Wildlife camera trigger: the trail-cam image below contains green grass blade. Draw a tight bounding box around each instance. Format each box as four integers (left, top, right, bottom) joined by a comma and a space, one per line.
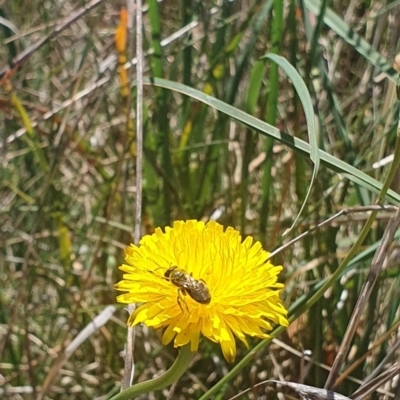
258, 1, 282, 239
304, 0, 398, 82
142, 77, 400, 205
262, 54, 320, 233
246, 61, 266, 114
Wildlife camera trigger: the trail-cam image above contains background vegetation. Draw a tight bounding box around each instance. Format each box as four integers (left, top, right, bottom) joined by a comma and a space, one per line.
1, 0, 400, 399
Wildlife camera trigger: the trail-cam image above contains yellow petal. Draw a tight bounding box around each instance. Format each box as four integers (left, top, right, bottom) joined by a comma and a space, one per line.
115, 220, 288, 362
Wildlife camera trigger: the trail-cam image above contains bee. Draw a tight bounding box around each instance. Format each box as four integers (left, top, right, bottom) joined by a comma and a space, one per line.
164, 266, 211, 307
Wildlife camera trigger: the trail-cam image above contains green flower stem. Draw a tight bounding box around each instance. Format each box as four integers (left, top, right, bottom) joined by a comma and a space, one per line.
110, 344, 194, 400
198, 327, 283, 400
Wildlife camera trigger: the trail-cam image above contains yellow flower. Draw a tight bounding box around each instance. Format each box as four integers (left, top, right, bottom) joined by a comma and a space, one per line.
115, 220, 288, 362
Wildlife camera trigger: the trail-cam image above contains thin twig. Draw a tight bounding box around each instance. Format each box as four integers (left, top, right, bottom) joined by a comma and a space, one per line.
227, 380, 352, 400
37, 306, 116, 400
325, 206, 400, 389
134, 0, 143, 248
121, 0, 143, 391
267, 205, 398, 260
351, 362, 400, 400
333, 319, 400, 387
0, 0, 105, 81
361, 337, 400, 385
325, 112, 400, 389
1, 5, 227, 149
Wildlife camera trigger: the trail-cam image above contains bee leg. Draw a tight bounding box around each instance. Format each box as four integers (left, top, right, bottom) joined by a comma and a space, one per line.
177, 289, 189, 313
176, 294, 184, 312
